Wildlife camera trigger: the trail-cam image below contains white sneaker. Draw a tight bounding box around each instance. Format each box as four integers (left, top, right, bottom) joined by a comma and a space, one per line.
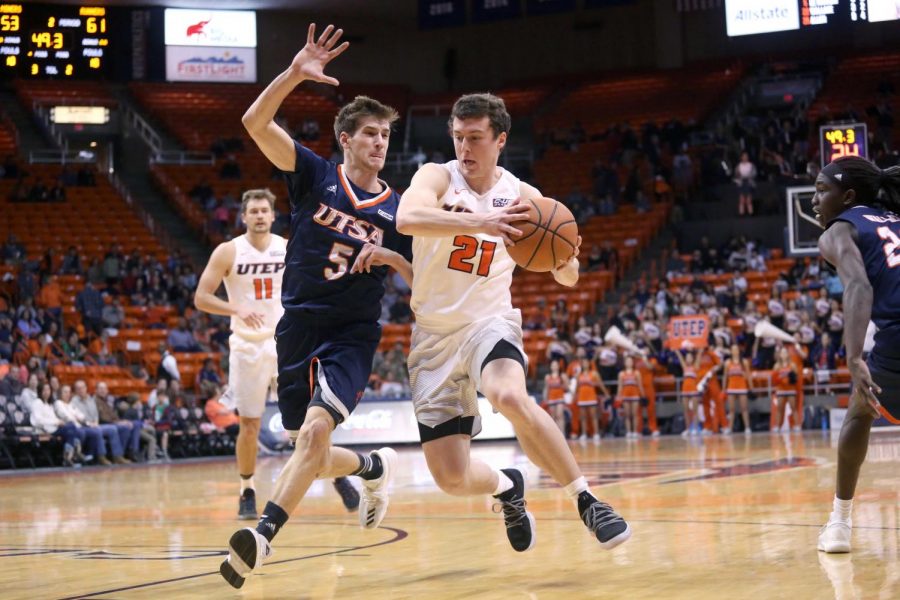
359, 447, 398, 529
651, 430, 660, 438
681, 429, 690, 438
592, 434, 601, 443
818, 519, 852, 553
744, 428, 752, 436
220, 527, 273, 589
771, 426, 781, 434
792, 426, 802, 432
721, 428, 732, 435
701, 429, 712, 437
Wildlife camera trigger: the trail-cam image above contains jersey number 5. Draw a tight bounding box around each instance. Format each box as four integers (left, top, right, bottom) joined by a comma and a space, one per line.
325, 242, 355, 280
253, 278, 273, 300
447, 235, 496, 277
877, 226, 900, 268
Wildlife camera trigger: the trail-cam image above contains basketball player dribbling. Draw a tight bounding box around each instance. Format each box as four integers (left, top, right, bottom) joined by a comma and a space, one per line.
218, 24, 414, 588
812, 156, 900, 553
397, 93, 630, 552
194, 189, 360, 521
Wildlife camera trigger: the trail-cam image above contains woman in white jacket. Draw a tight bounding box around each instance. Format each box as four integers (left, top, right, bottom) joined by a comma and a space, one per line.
53, 384, 107, 465
30, 382, 86, 466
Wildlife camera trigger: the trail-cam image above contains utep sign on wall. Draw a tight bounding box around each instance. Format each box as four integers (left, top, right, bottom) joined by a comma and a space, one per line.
666, 315, 710, 350
164, 8, 257, 83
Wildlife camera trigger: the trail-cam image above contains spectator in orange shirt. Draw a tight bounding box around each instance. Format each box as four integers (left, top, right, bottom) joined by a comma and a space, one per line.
204, 389, 240, 435
36, 275, 62, 323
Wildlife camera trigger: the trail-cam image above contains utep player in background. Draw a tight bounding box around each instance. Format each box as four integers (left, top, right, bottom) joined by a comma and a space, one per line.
194, 189, 360, 521
813, 156, 900, 553
397, 93, 630, 554
219, 24, 413, 588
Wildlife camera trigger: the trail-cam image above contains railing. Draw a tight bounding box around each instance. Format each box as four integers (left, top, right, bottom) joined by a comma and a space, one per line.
108, 170, 174, 253
150, 150, 215, 165
31, 102, 65, 150
27, 149, 95, 164
125, 106, 163, 156
382, 149, 535, 174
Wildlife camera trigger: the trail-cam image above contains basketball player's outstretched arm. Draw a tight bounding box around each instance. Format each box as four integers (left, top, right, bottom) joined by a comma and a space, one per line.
818, 222, 882, 416
242, 24, 349, 171
397, 164, 531, 243
194, 242, 265, 329
350, 243, 413, 287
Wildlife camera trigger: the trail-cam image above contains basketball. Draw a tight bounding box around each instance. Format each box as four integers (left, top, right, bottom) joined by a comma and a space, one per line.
507, 197, 579, 272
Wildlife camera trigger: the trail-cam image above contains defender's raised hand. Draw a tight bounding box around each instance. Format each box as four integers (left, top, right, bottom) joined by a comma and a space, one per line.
290, 24, 350, 86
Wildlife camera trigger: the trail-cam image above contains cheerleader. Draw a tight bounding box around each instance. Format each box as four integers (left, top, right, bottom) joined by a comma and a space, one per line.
772, 346, 799, 433
721, 343, 753, 435
676, 348, 702, 436
617, 355, 645, 439
573, 357, 609, 442
542, 359, 569, 436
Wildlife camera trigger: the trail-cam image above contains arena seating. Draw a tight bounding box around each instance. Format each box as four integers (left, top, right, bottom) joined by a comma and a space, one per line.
0, 164, 229, 397
130, 82, 337, 158
808, 50, 900, 149
13, 79, 117, 108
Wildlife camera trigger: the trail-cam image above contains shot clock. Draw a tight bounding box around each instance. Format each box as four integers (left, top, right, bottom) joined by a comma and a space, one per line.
819, 123, 868, 168
0, 4, 112, 77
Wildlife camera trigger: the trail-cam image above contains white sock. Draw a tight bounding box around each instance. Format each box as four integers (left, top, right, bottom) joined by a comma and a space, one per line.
563, 476, 589, 501
832, 496, 852, 522
240, 475, 255, 493
492, 470, 514, 496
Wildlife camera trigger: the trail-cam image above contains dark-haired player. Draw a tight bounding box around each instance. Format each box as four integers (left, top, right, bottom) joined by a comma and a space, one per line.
219, 24, 412, 588
813, 155, 900, 553
396, 93, 630, 554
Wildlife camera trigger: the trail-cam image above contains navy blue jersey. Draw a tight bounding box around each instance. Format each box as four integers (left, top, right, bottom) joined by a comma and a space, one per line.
281, 141, 412, 323
832, 204, 900, 355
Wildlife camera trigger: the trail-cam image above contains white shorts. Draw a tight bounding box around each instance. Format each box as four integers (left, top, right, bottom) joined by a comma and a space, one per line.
221, 334, 277, 419
408, 311, 525, 435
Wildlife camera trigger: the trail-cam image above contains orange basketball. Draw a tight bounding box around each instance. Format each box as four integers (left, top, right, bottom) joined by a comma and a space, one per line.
507, 197, 578, 272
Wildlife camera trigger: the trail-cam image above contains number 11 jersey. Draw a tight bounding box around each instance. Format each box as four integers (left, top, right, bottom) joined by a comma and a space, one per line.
282, 141, 411, 324
410, 160, 520, 331
222, 233, 286, 342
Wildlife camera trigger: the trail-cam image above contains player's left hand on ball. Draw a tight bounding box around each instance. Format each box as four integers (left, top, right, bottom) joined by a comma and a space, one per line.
351, 243, 393, 274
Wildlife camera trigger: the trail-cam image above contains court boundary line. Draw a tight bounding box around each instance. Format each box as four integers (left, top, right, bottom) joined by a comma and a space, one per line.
55, 525, 408, 600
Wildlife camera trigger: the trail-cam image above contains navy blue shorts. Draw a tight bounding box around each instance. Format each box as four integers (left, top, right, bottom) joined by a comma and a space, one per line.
868, 350, 900, 418
275, 315, 381, 431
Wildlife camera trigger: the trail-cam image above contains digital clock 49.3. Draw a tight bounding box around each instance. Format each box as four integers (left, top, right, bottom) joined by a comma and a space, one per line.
819, 123, 868, 167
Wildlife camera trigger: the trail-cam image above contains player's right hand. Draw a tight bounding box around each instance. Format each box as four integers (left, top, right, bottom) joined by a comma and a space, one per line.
483, 200, 531, 246
236, 305, 266, 330
848, 358, 883, 418
290, 24, 350, 86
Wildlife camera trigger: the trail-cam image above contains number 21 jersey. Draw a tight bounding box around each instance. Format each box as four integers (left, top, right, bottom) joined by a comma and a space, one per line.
410, 160, 520, 331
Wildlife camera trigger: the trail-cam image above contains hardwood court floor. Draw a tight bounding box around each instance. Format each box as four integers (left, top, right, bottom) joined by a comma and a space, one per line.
1, 432, 898, 599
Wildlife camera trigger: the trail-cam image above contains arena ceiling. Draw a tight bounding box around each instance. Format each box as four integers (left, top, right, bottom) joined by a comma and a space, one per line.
27, 0, 417, 20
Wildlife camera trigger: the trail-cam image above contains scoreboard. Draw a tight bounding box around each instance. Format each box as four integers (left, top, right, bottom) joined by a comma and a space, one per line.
726, 0, 900, 37
819, 122, 868, 167
0, 4, 111, 77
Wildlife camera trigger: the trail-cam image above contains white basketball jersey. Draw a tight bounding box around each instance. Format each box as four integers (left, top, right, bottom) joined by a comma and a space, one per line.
222, 234, 287, 342
410, 160, 520, 331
